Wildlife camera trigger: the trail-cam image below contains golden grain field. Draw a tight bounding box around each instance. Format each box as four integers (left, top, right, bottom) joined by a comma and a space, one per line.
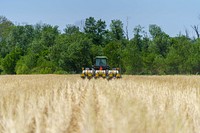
0, 75, 200, 133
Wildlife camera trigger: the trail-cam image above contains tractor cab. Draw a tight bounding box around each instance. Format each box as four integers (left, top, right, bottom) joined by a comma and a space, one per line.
93, 56, 109, 70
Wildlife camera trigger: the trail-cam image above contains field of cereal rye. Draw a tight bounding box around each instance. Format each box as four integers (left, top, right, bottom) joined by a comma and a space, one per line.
0, 75, 200, 133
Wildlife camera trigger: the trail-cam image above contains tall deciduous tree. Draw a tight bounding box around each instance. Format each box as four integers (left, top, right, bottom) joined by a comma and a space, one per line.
110, 20, 124, 41
64, 25, 80, 35
123, 41, 142, 74
84, 17, 107, 46
0, 16, 14, 57
0, 16, 13, 41
104, 40, 122, 68
149, 24, 171, 57
40, 24, 59, 47
6, 25, 35, 54
165, 36, 191, 74
2, 48, 22, 74
132, 25, 145, 51
187, 39, 200, 74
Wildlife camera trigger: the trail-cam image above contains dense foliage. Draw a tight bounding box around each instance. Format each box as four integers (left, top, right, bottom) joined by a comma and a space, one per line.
0, 16, 200, 75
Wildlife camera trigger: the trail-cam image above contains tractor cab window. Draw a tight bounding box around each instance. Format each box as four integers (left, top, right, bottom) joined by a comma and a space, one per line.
96, 58, 106, 66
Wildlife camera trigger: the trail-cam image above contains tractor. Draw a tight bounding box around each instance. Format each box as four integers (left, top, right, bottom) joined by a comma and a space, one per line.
81, 56, 121, 79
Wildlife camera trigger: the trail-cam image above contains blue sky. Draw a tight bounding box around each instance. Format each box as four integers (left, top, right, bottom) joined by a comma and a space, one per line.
1, 0, 200, 37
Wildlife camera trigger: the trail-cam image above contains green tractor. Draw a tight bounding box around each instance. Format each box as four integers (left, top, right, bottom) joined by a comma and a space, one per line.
81, 56, 121, 79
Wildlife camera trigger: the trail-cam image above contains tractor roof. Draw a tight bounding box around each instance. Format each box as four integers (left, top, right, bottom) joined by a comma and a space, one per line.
95, 56, 108, 59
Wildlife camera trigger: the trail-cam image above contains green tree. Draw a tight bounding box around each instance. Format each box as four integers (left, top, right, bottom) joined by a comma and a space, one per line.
123, 41, 142, 74
165, 36, 191, 74
149, 24, 171, 57
0, 16, 13, 41
2, 48, 22, 74
67, 38, 92, 72
49, 34, 69, 70
15, 54, 36, 74
50, 32, 92, 73
184, 38, 200, 74
31, 56, 58, 74
110, 20, 124, 41
132, 25, 146, 51
0, 56, 2, 74
104, 41, 122, 68
0, 16, 14, 57
84, 17, 107, 46
64, 25, 80, 35
123, 25, 147, 74
6, 25, 35, 55
40, 24, 59, 47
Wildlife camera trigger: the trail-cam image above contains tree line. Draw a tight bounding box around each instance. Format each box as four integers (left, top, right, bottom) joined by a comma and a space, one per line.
0, 16, 200, 75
